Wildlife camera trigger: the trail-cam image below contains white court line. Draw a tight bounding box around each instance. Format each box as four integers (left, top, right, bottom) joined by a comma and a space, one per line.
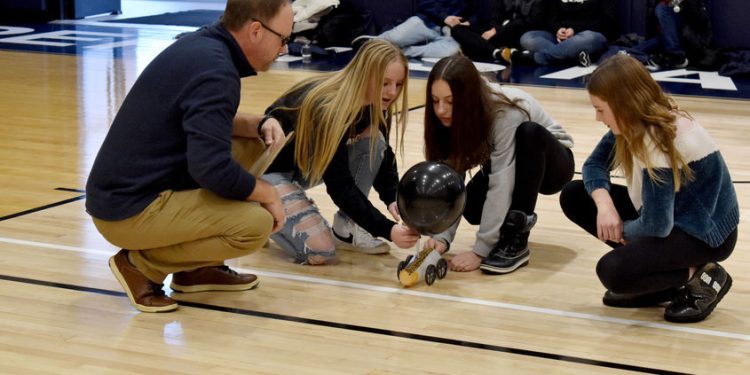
2, 235, 749, 342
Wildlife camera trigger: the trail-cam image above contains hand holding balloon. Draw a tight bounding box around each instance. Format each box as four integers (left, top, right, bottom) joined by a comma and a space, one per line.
391, 224, 420, 248
387, 201, 401, 222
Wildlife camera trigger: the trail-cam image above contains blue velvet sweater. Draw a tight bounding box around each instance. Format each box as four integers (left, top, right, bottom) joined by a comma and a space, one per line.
583, 118, 739, 247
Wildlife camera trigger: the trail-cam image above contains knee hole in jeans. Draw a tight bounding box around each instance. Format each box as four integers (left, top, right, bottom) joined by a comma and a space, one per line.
294, 215, 335, 253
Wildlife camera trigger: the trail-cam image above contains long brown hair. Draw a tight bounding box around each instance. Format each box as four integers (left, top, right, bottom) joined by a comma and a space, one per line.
424, 55, 527, 172
587, 54, 692, 190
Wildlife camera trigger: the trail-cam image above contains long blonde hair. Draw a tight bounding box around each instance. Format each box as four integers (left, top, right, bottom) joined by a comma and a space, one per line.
286, 39, 408, 184
587, 54, 693, 191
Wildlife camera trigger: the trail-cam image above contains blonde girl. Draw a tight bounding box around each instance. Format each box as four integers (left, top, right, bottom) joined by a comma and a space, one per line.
262, 39, 419, 264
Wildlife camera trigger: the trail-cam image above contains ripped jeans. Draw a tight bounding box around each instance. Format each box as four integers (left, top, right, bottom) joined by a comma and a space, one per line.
263, 131, 386, 264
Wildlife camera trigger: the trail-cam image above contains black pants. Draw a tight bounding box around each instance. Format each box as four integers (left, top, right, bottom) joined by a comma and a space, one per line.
451, 25, 522, 63
559, 180, 737, 294
463, 122, 575, 224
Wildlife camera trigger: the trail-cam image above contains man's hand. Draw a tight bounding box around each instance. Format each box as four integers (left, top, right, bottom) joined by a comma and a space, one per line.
258, 117, 286, 148
247, 179, 285, 233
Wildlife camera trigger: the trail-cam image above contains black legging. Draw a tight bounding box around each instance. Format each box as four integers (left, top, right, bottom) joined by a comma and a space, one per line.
559, 180, 737, 294
463, 121, 575, 224
451, 24, 522, 63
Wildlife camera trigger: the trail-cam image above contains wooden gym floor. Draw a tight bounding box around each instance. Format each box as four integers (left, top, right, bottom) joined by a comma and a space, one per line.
1, 10, 749, 375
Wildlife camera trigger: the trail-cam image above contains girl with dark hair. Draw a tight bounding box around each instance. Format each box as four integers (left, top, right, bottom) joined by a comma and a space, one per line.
423, 55, 574, 273
559, 54, 738, 323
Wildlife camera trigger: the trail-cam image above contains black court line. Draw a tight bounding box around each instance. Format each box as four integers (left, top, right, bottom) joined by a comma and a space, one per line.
0, 273, 689, 375
0, 194, 86, 222
55, 187, 86, 193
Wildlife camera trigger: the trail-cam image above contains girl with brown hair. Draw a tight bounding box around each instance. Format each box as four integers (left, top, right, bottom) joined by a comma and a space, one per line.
560, 54, 738, 322
423, 55, 574, 273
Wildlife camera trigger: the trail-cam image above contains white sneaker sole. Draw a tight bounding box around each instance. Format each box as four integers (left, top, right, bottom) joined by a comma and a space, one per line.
334, 237, 391, 254
170, 278, 260, 293
479, 254, 530, 275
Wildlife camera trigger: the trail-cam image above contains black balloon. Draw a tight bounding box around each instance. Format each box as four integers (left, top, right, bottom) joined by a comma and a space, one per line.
397, 161, 466, 235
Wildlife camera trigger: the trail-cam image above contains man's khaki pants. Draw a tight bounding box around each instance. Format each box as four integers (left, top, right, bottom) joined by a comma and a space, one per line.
93, 138, 273, 283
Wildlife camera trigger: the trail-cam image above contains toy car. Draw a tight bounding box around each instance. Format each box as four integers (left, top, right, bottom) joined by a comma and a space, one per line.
397, 247, 448, 287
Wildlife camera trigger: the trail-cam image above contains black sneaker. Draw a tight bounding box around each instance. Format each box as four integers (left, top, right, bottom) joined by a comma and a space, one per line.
480, 210, 536, 275
578, 51, 591, 67
671, 56, 688, 68
664, 263, 732, 323
603, 288, 679, 308
511, 49, 535, 65
646, 52, 688, 71
646, 53, 665, 71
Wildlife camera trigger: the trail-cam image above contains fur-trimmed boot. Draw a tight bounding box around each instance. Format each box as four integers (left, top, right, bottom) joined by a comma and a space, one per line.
480, 210, 537, 275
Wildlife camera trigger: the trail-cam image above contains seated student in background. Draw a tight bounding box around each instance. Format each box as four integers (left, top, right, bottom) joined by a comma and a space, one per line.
355, 0, 485, 58
518, 0, 618, 66
422, 55, 574, 274
559, 54, 738, 323
450, 0, 550, 64
640, 0, 713, 70
261, 39, 420, 265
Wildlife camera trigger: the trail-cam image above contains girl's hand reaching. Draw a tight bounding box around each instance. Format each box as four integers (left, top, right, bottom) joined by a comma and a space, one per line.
391, 224, 420, 249
423, 238, 448, 254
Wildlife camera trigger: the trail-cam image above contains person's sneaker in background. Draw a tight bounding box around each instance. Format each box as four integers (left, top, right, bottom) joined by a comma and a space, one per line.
646, 52, 688, 71
511, 49, 535, 65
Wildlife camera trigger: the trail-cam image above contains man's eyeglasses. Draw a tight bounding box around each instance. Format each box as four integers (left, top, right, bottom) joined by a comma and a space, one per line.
253, 18, 290, 46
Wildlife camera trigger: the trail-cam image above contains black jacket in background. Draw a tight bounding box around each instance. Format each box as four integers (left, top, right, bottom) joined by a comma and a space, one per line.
548, 0, 620, 41
491, 0, 551, 42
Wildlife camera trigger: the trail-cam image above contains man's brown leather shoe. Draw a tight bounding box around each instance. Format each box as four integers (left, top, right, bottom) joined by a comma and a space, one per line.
109, 250, 178, 312
170, 266, 259, 293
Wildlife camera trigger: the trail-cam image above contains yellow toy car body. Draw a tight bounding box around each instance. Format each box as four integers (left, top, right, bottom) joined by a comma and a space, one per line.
397, 247, 448, 287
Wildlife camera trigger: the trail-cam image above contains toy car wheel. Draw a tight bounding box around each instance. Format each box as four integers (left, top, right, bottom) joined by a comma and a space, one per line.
425, 265, 437, 285
437, 258, 448, 279
397, 260, 406, 279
